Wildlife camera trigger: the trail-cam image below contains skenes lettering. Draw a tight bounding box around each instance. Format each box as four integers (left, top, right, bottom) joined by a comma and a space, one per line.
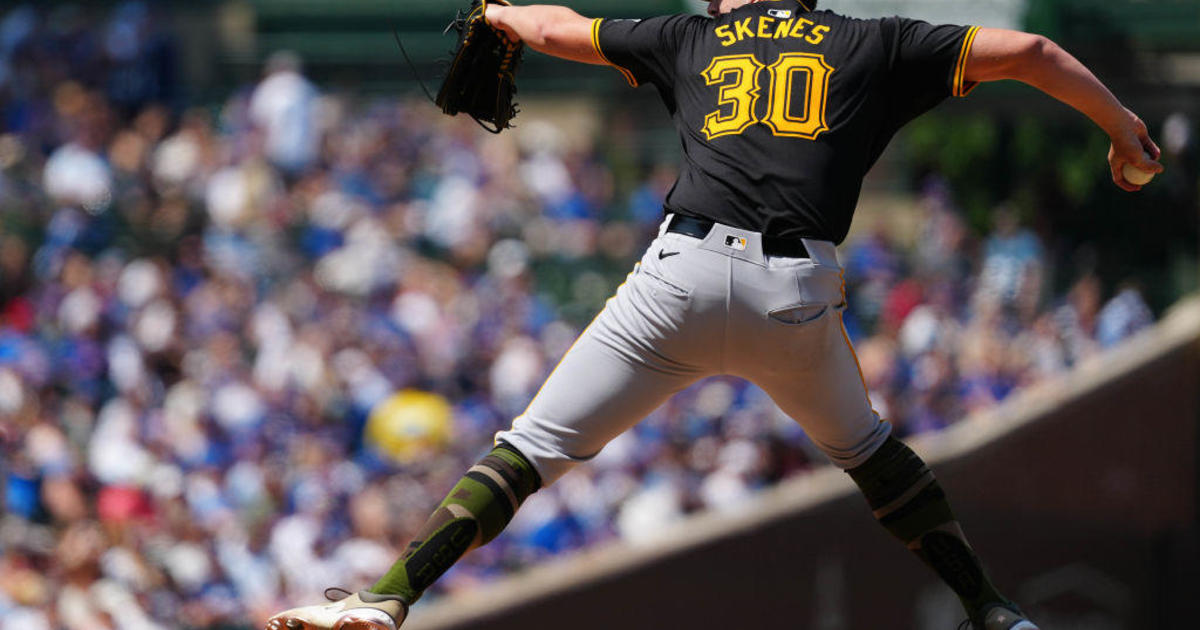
717, 16, 832, 47
715, 24, 736, 46
789, 18, 812, 39
757, 16, 775, 38
734, 18, 755, 41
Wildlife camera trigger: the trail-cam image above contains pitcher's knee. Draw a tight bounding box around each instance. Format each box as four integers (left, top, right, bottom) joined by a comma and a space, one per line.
813, 417, 892, 469
493, 415, 599, 486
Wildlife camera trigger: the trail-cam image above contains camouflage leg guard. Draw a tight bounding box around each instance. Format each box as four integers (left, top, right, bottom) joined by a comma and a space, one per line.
369, 442, 541, 603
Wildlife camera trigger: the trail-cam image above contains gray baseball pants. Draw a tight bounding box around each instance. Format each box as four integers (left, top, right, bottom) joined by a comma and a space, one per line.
495, 216, 891, 485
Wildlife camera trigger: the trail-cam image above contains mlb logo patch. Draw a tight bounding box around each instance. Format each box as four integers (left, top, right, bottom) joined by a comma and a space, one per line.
725, 235, 747, 251
767, 9, 792, 18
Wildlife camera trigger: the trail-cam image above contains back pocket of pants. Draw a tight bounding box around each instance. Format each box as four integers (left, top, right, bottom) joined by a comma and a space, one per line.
768, 303, 828, 325
639, 266, 691, 299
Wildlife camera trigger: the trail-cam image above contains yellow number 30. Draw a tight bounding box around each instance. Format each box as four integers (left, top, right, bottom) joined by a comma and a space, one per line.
701, 52, 834, 141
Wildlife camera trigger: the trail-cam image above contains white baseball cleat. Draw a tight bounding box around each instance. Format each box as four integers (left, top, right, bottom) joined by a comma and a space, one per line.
266, 589, 408, 630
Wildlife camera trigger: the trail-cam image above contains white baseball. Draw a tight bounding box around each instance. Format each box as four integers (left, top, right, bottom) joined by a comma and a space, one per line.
1122, 162, 1155, 186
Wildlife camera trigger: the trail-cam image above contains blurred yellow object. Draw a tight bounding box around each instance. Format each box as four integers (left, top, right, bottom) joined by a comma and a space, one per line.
365, 390, 453, 462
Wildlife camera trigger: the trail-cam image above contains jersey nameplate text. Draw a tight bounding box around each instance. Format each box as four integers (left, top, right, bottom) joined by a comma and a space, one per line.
714, 17, 831, 47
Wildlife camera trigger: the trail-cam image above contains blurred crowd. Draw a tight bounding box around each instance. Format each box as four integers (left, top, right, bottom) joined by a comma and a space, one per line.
841, 196, 1153, 436
0, 4, 1158, 630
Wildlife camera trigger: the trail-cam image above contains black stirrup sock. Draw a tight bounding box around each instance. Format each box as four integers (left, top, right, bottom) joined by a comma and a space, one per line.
847, 436, 1009, 616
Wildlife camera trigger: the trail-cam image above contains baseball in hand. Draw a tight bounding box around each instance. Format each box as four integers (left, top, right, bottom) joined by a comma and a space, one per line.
1122, 162, 1156, 186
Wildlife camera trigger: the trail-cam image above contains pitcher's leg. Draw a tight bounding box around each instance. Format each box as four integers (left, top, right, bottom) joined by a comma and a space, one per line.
496, 242, 712, 485
369, 264, 706, 604
351, 274, 705, 627
274, 284, 707, 630
845, 436, 1019, 626
495, 307, 705, 485
368, 442, 541, 603
750, 309, 891, 468
266, 237, 717, 630
751, 310, 1019, 627
265, 441, 540, 630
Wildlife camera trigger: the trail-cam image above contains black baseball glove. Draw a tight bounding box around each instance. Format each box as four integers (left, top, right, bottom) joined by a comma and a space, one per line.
436, 0, 523, 133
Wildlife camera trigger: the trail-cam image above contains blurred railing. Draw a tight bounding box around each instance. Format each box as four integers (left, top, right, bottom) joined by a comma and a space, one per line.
213, 0, 693, 94
161, 0, 1200, 96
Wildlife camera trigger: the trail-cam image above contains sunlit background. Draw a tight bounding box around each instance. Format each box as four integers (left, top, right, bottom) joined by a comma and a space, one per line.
1, 1, 1197, 629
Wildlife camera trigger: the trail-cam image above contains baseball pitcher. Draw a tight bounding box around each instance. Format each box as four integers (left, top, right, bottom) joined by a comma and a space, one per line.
267, 1, 1162, 629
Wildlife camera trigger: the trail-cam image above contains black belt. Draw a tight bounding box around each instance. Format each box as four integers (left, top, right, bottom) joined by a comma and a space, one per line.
666, 214, 809, 259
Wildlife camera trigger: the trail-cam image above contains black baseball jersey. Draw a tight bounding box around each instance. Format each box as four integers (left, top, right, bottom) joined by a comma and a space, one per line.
592, 0, 980, 244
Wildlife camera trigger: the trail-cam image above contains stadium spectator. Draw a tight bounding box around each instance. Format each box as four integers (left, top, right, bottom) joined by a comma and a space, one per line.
248, 51, 321, 176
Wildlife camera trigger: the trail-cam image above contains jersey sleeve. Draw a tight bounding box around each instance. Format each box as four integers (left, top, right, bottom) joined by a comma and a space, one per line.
888, 18, 981, 99
594, 15, 692, 89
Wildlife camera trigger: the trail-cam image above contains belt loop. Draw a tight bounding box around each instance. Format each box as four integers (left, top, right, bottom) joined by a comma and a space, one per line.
800, 239, 840, 268
658, 213, 675, 237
